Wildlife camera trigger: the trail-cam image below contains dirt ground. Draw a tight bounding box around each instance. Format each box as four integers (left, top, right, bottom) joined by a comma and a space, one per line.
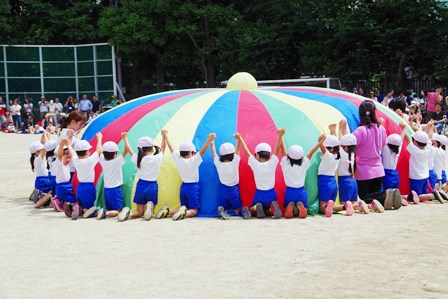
1, 133, 447, 299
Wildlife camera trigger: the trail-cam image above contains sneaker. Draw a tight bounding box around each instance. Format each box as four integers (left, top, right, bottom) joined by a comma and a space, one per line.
407, 191, 420, 204
297, 202, 308, 219
33, 190, 43, 203
401, 198, 409, 206
71, 203, 80, 220
118, 207, 130, 222
218, 206, 229, 220
368, 199, 385, 213
435, 182, 441, 191
34, 192, 52, 208
384, 189, 394, 210
438, 189, 448, 201
356, 200, 370, 214
255, 203, 266, 219
284, 202, 294, 218
392, 189, 402, 210
144, 201, 155, 220
155, 205, 170, 219
172, 206, 187, 221
29, 189, 38, 201
345, 201, 354, 216
63, 202, 72, 218
83, 206, 98, 218
241, 206, 251, 219
271, 201, 282, 219
52, 197, 64, 212
325, 200, 334, 217
433, 191, 444, 204
96, 208, 107, 220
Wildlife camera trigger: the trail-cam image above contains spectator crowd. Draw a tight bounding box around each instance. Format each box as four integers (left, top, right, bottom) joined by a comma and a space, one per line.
0, 94, 124, 134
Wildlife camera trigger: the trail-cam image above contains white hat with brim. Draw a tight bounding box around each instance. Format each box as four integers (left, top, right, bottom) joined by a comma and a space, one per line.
339, 134, 357, 146
219, 143, 235, 155
103, 141, 119, 152
179, 141, 196, 152
29, 141, 44, 154
440, 135, 448, 146
412, 131, 429, 144
432, 133, 442, 143
74, 140, 92, 151
255, 142, 271, 153
138, 137, 154, 148
323, 135, 340, 147
287, 145, 304, 160
44, 140, 57, 152
386, 134, 402, 146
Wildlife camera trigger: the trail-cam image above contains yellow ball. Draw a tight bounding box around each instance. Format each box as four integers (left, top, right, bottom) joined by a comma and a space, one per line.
226, 72, 258, 90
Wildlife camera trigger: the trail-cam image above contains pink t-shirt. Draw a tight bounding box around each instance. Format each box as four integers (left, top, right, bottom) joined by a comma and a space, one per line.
352, 124, 386, 180
427, 92, 442, 113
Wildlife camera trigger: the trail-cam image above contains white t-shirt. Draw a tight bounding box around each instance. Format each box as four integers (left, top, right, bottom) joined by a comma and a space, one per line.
48, 103, 55, 113
214, 155, 240, 186
382, 146, 400, 170
433, 148, 445, 180
407, 143, 429, 180
34, 155, 48, 177
55, 158, 71, 184
317, 151, 340, 176
54, 102, 63, 114
337, 150, 355, 177
280, 156, 310, 188
48, 156, 57, 176
11, 104, 21, 116
428, 146, 438, 170
172, 153, 203, 183
131, 152, 164, 181
248, 155, 279, 190
24, 103, 33, 113
39, 102, 48, 113
99, 155, 125, 188
73, 152, 99, 183
57, 129, 79, 172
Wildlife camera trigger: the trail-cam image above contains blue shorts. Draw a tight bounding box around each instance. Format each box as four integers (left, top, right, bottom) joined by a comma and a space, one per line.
250, 188, 277, 208
383, 169, 399, 190
410, 178, 429, 195
318, 175, 338, 202
50, 175, 57, 194
56, 182, 76, 203
218, 184, 242, 211
134, 179, 158, 205
443, 171, 447, 185
180, 182, 200, 210
283, 186, 308, 208
35, 176, 51, 193
338, 176, 358, 202
429, 169, 437, 189
76, 182, 96, 209
104, 186, 124, 211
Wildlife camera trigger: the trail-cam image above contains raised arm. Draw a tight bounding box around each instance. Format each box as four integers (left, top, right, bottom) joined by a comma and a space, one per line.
236, 133, 251, 157
210, 140, 217, 158
234, 134, 241, 155
275, 128, 285, 157
307, 134, 326, 160
121, 132, 131, 157
329, 123, 337, 136
338, 119, 348, 138
96, 132, 103, 155
318, 134, 327, 155
198, 133, 216, 157
58, 139, 68, 160
66, 140, 76, 158
160, 130, 167, 153
162, 129, 174, 153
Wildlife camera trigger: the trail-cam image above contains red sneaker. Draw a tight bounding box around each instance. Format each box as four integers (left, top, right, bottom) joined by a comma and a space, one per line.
63, 202, 72, 218
325, 200, 334, 217
284, 202, 294, 218
52, 197, 64, 212
345, 201, 354, 216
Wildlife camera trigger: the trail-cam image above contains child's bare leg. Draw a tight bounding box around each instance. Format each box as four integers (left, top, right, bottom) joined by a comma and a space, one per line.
186, 208, 198, 218
130, 204, 144, 218
106, 210, 120, 217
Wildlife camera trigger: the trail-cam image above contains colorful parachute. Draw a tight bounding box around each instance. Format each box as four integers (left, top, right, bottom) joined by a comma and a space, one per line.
78, 78, 411, 217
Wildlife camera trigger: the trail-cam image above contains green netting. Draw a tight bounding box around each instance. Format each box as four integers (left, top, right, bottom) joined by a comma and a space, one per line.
98, 77, 113, 90
79, 77, 95, 91
8, 63, 40, 77
97, 61, 112, 75
42, 47, 75, 61
44, 78, 77, 92
6, 47, 39, 61
43, 62, 76, 76
78, 62, 94, 76
96, 45, 112, 60
77, 47, 93, 61
9, 78, 41, 92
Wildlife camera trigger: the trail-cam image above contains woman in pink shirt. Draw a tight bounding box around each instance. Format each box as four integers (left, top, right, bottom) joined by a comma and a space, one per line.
426, 86, 443, 121
352, 100, 401, 211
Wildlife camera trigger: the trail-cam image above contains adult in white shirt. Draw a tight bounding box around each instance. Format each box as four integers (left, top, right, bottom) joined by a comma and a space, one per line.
39, 96, 48, 120
10, 98, 22, 128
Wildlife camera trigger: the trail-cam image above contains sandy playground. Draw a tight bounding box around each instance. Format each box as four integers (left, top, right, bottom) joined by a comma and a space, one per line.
0, 133, 447, 298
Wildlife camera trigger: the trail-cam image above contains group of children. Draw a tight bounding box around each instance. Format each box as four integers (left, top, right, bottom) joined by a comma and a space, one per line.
29, 117, 448, 221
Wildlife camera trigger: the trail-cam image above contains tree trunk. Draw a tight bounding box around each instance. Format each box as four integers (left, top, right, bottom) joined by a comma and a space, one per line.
204, 56, 215, 88
155, 52, 164, 92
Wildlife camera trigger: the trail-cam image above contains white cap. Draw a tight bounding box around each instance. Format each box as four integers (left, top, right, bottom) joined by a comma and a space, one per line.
432, 133, 442, 143
29, 141, 44, 154
412, 131, 429, 144
323, 135, 340, 147
255, 142, 271, 153
340, 134, 357, 146
386, 134, 402, 146
44, 140, 57, 152
179, 141, 196, 152
287, 145, 304, 160
219, 143, 235, 155
103, 141, 119, 152
440, 135, 448, 146
74, 140, 92, 151
138, 137, 154, 148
